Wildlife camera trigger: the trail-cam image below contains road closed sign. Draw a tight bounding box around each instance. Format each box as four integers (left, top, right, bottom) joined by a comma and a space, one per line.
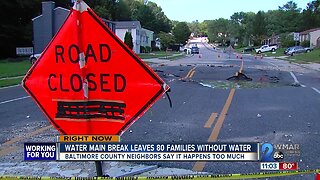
22, 1, 169, 135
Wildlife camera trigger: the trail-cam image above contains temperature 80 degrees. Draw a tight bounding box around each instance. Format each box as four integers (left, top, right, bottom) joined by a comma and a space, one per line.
279, 162, 298, 170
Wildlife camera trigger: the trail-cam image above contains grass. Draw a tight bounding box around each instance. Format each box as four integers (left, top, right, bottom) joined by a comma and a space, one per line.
284, 48, 320, 64
235, 47, 287, 58
262, 48, 287, 57
234, 48, 245, 54
0, 77, 23, 87
0, 59, 31, 78
159, 53, 185, 60
0, 58, 31, 87
138, 51, 181, 59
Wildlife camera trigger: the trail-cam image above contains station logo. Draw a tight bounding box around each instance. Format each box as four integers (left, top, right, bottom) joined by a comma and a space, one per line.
261, 143, 301, 162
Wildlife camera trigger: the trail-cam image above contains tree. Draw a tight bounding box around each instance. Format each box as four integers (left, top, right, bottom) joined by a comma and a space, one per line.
265, 10, 283, 36
188, 20, 200, 37
172, 22, 191, 45
132, 3, 157, 31
301, 0, 320, 31
126, 0, 171, 33
157, 32, 175, 50
124, 32, 133, 50
205, 18, 232, 45
0, 0, 43, 58
253, 11, 267, 45
114, 0, 131, 20
198, 22, 208, 37
230, 12, 247, 46
147, 2, 172, 33
278, 1, 302, 32
87, 0, 117, 20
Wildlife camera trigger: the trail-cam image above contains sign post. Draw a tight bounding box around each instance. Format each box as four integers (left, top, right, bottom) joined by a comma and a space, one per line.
22, 0, 169, 176
293, 32, 299, 46
16, 47, 33, 56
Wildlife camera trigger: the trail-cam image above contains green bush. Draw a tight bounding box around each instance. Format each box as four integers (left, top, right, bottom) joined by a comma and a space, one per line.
145, 46, 151, 53
152, 46, 160, 51
140, 46, 146, 53
280, 34, 296, 48
124, 32, 133, 50
301, 40, 310, 47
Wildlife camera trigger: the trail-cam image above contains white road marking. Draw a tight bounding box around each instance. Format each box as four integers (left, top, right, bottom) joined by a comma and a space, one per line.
0, 84, 20, 90
312, 87, 320, 94
267, 62, 279, 68
0, 96, 30, 105
290, 71, 306, 87
290, 72, 299, 83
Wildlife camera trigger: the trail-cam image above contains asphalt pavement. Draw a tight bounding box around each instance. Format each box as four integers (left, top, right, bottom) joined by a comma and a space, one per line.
0, 39, 319, 178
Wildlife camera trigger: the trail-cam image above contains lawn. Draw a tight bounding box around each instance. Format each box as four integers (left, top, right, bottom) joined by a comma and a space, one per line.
0, 58, 31, 87
0, 59, 31, 78
262, 48, 286, 57
234, 47, 245, 54
138, 51, 182, 59
285, 48, 320, 64
0, 77, 23, 87
235, 47, 287, 58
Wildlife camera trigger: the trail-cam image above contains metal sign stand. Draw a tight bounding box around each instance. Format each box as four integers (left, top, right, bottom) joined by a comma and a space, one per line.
95, 161, 103, 176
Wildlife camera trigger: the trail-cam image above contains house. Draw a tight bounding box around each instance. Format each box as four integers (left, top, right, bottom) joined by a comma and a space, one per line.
141, 28, 154, 48
114, 21, 141, 53
114, 21, 154, 53
32, 1, 68, 54
299, 27, 320, 47
261, 34, 281, 46
32, 1, 115, 54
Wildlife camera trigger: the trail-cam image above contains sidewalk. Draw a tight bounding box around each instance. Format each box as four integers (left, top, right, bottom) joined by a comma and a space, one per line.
142, 58, 170, 64
253, 55, 320, 72
141, 53, 186, 65
293, 63, 320, 72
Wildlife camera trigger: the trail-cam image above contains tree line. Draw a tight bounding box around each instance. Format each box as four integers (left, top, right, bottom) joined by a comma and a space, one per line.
3, 0, 318, 58
0, 0, 174, 58
190, 0, 320, 47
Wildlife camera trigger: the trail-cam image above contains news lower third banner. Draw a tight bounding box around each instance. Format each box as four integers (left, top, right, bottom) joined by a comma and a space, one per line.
24, 141, 260, 161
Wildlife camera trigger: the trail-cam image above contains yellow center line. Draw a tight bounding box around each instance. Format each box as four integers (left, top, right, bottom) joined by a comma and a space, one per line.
2, 126, 51, 146
0, 146, 18, 157
239, 60, 244, 73
0, 125, 52, 157
192, 161, 207, 172
208, 89, 236, 142
184, 66, 196, 79
189, 70, 196, 78
204, 113, 218, 128
193, 89, 236, 172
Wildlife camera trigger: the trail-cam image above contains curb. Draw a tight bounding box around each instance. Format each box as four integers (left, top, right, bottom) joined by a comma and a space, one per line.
0, 75, 24, 81
291, 62, 320, 72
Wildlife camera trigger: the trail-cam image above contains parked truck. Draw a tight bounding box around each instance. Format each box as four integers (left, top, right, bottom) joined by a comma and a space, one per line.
255, 44, 278, 54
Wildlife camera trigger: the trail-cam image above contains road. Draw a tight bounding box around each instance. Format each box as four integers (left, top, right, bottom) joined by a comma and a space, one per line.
0, 38, 319, 177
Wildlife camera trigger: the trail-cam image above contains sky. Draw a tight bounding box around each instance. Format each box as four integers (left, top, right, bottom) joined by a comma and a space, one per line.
149, 0, 311, 22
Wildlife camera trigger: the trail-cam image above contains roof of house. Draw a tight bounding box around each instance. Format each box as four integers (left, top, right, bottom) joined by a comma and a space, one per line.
140, 30, 147, 36
32, 7, 69, 21
114, 21, 141, 29
300, 27, 320, 35
141, 28, 154, 34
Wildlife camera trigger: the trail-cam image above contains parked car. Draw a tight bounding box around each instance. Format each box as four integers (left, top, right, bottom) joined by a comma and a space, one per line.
284, 46, 312, 56
29, 53, 41, 64
191, 46, 199, 54
304, 47, 313, 53
255, 44, 278, 54
242, 46, 255, 53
